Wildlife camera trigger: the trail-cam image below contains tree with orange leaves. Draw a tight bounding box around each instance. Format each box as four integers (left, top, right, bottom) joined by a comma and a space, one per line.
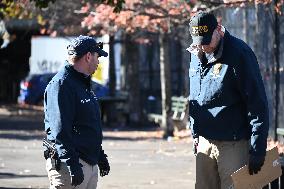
81, 1, 192, 136
81, 0, 192, 35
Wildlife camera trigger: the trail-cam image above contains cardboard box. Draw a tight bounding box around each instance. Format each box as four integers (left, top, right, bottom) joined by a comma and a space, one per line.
231, 147, 282, 189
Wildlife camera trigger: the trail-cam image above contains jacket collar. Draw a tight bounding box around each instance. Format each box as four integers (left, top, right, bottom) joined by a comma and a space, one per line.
205, 37, 224, 64
65, 62, 91, 89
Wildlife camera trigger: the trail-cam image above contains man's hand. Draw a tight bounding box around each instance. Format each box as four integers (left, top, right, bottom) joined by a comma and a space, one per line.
69, 164, 84, 186
193, 138, 199, 156
98, 153, 110, 177
248, 154, 265, 175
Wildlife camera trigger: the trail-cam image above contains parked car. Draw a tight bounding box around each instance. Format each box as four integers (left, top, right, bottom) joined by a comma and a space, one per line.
91, 81, 109, 98
18, 73, 110, 105
18, 73, 55, 105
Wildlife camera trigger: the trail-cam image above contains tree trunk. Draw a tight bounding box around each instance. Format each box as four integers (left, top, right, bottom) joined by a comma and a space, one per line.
178, 26, 191, 130
109, 35, 116, 96
124, 34, 142, 126
159, 33, 173, 137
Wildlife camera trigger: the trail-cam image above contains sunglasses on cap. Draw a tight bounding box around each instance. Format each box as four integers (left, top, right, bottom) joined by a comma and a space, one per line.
96, 42, 103, 57
96, 42, 103, 49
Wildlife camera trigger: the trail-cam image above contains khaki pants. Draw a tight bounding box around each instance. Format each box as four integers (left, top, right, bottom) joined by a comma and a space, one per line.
46, 158, 98, 189
195, 136, 249, 189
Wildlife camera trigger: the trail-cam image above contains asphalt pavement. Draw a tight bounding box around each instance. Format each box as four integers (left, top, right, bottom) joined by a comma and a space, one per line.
0, 105, 196, 189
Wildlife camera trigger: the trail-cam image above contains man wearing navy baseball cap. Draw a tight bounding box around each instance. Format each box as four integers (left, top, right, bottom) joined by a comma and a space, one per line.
43, 35, 110, 189
189, 12, 218, 46
188, 12, 269, 189
67, 35, 108, 58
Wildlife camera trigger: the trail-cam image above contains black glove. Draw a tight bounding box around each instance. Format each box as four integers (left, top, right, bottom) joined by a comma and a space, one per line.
98, 153, 110, 177
69, 164, 84, 186
248, 154, 265, 175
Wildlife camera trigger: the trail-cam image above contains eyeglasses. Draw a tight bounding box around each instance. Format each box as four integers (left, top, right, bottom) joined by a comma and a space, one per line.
96, 42, 103, 57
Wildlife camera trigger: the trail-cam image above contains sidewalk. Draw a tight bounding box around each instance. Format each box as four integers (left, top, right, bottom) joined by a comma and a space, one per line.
0, 104, 196, 189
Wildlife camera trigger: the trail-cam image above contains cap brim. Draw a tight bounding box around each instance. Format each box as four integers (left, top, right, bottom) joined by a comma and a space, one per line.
96, 48, 108, 57
191, 35, 212, 46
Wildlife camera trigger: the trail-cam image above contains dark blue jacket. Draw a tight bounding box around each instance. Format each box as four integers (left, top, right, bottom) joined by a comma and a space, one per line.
189, 30, 269, 156
44, 63, 103, 168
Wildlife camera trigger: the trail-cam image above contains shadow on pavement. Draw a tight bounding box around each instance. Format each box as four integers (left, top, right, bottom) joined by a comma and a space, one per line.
102, 125, 166, 141
0, 172, 46, 179
0, 132, 44, 140
1, 104, 181, 141
0, 104, 43, 114
0, 188, 44, 189
103, 135, 162, 141
0, 120, 44, 131
0, 104, 44, 132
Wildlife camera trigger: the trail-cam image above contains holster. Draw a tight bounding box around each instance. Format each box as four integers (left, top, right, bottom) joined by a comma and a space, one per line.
43, 138, 61, 171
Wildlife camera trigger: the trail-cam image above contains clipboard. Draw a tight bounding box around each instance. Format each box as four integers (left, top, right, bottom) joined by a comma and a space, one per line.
231, 147, 282, 189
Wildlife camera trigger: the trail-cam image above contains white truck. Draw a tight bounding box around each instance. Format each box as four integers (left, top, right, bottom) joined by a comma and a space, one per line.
29, 35, 110, 85
18, 35, 110, 105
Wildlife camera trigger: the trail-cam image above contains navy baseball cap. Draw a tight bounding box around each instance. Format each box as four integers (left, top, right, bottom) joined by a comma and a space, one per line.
189, 12, 218, 45
67, 35, 108, 57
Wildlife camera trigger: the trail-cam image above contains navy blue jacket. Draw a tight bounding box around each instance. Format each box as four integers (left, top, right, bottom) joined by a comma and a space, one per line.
44, 63, 103, 168
189, 30, 269, 156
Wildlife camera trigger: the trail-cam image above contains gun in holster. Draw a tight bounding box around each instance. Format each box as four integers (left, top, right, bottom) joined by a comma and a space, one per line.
43, 138, 61, 171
